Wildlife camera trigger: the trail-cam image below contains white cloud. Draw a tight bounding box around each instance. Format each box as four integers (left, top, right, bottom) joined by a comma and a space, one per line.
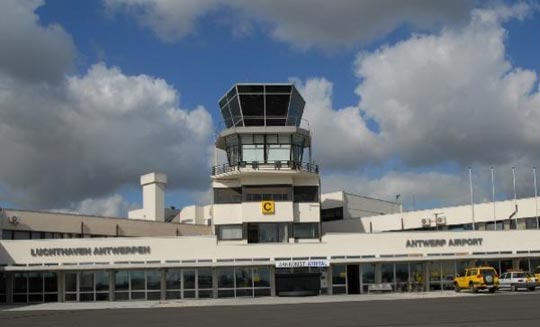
105, 0, 219, 42
0, 63, 214, 209
322, 171, 474, 209
0, 0, 75, 83
293, 4, 540, 206
104, 0, 472, 48
354, 4, 540, 167
61, 194, 137, 217
294, 78, 383, 169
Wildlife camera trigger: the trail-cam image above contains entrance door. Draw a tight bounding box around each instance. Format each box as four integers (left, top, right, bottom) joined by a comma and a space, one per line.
347, 265, 360, 294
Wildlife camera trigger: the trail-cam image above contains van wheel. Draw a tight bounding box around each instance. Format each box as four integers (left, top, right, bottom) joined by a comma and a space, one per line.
488, 288, 496, 293
529, 287, 535, 291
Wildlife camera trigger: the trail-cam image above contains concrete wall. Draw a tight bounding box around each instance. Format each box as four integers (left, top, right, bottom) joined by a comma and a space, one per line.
212, 172, 320, 226
3, 229, 540, 267
0, 209, 211, 238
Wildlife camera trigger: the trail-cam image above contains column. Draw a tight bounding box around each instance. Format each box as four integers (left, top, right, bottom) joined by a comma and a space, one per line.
374, 263, 382, 284
109, 271, 115, 301
269, 266, 276, 296
327, 266, 333, 295
160, 269, 166, 301
57, 271, 64, 302
6, 272, 13, 305
212, 268, 218, 298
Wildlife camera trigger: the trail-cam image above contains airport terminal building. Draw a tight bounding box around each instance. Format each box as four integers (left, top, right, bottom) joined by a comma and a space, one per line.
2, 83, 540, 304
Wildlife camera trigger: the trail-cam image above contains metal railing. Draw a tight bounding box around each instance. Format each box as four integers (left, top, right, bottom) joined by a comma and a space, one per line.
212, 161, 318, 176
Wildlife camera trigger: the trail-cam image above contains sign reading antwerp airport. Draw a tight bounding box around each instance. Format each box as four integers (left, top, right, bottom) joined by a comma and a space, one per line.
405, 238, 483, 248
275, 260, 330, 268
30, 246, 151, 257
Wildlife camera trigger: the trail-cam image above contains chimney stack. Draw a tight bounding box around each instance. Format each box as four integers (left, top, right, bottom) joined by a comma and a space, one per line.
128, 172, 167, 221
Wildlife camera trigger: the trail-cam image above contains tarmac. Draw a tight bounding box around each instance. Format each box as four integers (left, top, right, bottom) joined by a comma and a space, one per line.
0, 291, 489, 312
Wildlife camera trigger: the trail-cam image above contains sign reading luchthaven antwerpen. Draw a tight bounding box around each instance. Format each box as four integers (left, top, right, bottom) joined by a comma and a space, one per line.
30, 246, 151, 257
275, 259, 329, 268
405, 238, 483, 248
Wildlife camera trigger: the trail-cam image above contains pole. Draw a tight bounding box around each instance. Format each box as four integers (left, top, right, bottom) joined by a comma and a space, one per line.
469, 167, 475, 230
534, 167, 538, 229
491, 167, 496, 230
512, 167, 517, 204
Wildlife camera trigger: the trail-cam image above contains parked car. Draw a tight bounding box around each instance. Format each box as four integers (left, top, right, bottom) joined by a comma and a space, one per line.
454, 266, 499, 293
499, 271, 536, 291
533, 266, 540, 284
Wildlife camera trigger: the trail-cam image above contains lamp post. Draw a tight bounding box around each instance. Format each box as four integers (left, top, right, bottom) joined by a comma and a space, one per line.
469, 167, 475, 230
491, 167, 496, 230
534, 167, 538, 229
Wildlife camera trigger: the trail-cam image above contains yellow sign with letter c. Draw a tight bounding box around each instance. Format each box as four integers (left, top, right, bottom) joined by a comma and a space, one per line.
261, 201, 275, 214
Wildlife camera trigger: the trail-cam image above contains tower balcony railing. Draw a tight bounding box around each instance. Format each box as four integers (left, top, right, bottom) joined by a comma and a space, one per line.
212, 161, 319, 176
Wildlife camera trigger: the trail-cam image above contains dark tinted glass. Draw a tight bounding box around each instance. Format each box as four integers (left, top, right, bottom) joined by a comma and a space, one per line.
238, 85, 264, 93
219, 97, 227, 107
293, 223, 319, 238
321, 207, 344, 222
287, 88, 305, 126
266, 94, 290, 117
221, 106, 233, 128
198, 269, 213, 289
265, 85, 292, 93
227, 88, 237, 100
293, 186, 319, 202
214, 188, 242, 204
229, 97, 242, 125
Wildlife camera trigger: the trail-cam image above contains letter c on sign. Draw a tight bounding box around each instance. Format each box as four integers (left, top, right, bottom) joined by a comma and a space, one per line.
262, 201, 275, 214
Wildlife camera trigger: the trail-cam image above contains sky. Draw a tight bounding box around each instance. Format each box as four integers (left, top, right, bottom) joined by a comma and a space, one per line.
1, 0, 540, 217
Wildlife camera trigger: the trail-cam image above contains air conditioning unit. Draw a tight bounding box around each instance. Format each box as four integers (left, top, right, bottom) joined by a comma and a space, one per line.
436, 216, 447, 225
8, 215, 19, 224
421, 218, 431, 227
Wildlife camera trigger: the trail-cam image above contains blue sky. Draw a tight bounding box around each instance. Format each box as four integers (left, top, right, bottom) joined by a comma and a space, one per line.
1, 1, 540, 216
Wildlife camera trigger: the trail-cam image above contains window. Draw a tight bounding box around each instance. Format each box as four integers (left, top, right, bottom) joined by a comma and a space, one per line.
321, 207, 344, 222
216, 225, 243, 240
1, 230, 13, 240
214, 188, 242, 204
293, 186, 319, 202
242, 144, 265, 163
0, 273, 6, 303
243, 185, 291, 202
13, 272, 58, 303
217, 267, 271, 298
293, 223, 319, 239
198, 269, 213, 298
165, 269, 182, 300
247, 223, 288, 243
332, 265, 347, 294
267, 144, 290, 163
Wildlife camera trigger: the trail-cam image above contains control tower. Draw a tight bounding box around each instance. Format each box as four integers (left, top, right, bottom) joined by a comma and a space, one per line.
212, 83, 320, 243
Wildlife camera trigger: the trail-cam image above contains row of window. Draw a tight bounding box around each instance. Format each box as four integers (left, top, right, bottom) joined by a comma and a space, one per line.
12, 272, 58, 303
0, 267, 272, 303
225, 134, 307, 164
216, 223, 320, 242
214, 186, 318, 204
1, 230, 112, 240
412, 217, 540, 232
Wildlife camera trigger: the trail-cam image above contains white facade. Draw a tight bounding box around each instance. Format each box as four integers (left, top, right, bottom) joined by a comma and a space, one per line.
323, 196, 540, 233
321, 191, 401, 219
